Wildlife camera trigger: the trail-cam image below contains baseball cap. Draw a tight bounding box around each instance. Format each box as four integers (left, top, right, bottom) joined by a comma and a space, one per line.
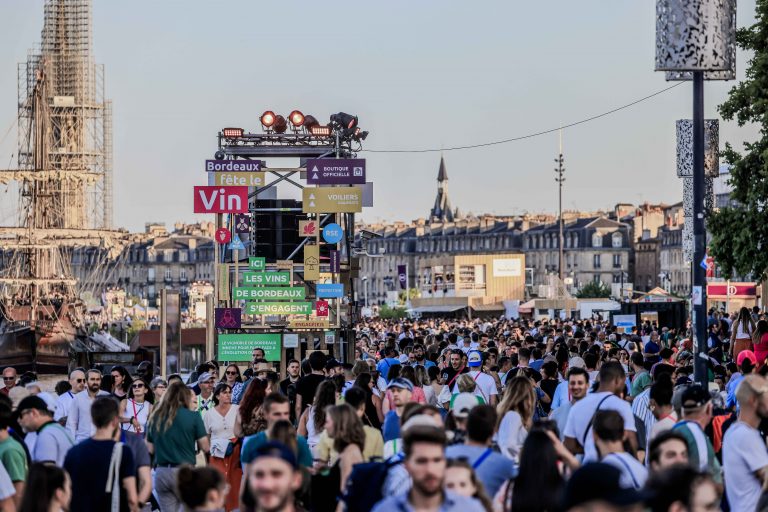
325, 359, 342, 371
386, 377, 413, 392
680, 383, 711, 409
253, 441, 298, 469
452, 392, 479, 418
197, 372, 215, 385
737, 350, 758, 367
16, 395, 50, 415
467, 350, 482, 368
562, 463, 649, 509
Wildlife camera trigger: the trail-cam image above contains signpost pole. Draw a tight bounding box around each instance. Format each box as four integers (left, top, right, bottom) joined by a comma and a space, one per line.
205, 294, 214, 361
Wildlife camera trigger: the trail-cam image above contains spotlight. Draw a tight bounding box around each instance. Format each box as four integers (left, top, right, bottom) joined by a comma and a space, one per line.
289, 110, 305, 127
272, 115, 288, 134
303, 115, 319, 131
353, 128, 369, 141
260, 111, 276, 128
214, 150, 226, 160
222, 127, 244, 138
330, 112, 358, 134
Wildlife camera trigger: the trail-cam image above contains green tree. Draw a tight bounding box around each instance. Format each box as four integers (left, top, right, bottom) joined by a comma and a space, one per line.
575, 280, 611, 298
379, 304, 408, 319
710, 1, 768, 281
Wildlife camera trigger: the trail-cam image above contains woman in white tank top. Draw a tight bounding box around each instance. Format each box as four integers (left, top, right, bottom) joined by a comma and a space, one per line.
120, 379, 153, 435
731, 307, 755, 361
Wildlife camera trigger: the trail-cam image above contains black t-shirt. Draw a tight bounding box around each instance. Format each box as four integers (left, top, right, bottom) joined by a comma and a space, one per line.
64, 439, 135, 512
539, 379, 559, 413
296, 374, 326, 412
440, 366, 468, 387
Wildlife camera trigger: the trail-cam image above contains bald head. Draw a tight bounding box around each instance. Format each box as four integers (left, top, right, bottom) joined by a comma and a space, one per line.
69, 369, 86, 393
736, 374, 768, 412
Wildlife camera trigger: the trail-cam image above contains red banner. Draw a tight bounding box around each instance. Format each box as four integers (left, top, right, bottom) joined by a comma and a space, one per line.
706, 283, 757, 298
193, 186, 249, 213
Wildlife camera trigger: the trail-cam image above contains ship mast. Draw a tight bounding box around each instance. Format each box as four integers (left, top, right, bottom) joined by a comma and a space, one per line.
0, 0, 121, 333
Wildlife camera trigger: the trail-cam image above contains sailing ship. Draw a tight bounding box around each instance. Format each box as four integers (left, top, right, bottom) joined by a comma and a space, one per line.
0, 0, 126, 372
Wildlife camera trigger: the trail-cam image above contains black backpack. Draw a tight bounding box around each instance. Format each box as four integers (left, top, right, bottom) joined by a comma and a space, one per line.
342, 458, 402, 512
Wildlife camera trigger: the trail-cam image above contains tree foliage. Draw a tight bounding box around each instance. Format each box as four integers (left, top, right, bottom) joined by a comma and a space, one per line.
710, 0, 768, 281
575, 280, 611, 299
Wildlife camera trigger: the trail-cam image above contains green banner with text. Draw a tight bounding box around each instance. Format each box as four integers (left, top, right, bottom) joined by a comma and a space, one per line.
234, 287, 305, 300
245, 302, 312, 315
218, 333, 281, 361
243, 271, 291, 285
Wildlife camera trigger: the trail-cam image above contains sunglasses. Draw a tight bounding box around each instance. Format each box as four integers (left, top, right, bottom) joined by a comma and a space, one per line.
226, 371, 238, 375
2, 377, 14, 381
132, 383, 145, 389
75, 378, 85, 383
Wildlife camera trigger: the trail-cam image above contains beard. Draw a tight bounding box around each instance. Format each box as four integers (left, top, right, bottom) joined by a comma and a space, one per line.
412, 474, 443, 498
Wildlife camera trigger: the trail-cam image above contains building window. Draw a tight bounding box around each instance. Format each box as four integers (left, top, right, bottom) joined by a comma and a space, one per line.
573, 234, 579, 248
593, 274, 601, 283
180, 269, 187, 281
164, 269, 172, 281
613, 254, 622, 268
612, 232, 623, 248
179, 251, 188, 263
592, 233, 602, 248
593, 254, 601, 269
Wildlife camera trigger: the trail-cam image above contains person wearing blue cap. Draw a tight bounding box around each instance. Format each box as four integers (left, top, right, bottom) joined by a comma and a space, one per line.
450, 350, 497, 407
382, 378, 413, 443
242, 441, 303, 512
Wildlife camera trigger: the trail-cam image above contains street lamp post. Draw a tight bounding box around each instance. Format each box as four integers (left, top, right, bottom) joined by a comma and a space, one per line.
656, 0, 736, 385
555, 137, 565, 282
362, 276, 368, 309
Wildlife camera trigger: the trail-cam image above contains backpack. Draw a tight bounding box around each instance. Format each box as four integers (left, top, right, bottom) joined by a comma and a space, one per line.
342, 457, 402, 512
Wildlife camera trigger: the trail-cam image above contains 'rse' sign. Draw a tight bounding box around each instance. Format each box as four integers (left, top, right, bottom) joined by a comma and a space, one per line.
193, 186, 249, 213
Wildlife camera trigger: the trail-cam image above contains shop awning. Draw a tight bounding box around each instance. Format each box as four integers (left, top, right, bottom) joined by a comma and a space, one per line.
472, 303, 505, 312
412, 305, 467, 314
518, 299, 537, 313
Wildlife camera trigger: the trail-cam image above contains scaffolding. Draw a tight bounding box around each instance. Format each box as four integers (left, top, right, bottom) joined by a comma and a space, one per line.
16, 0, 112, 231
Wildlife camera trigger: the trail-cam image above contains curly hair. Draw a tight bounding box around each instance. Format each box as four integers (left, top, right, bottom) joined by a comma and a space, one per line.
239, 378, 268, 425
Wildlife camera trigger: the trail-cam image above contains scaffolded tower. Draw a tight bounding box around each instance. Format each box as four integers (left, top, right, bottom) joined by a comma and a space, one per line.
0, 0, 121, 369
17, 0, 113, 230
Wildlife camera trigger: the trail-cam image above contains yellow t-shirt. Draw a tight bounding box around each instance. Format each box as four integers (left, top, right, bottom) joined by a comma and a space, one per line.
316, 425, 384, 463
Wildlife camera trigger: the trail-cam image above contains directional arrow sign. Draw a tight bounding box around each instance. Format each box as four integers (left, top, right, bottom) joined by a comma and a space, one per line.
306, 159, 366, 185
302, 187, 362, 213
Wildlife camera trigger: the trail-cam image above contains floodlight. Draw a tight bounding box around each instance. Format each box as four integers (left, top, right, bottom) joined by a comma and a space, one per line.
289, 110, 305, 127
260, 111, 276, 128
330, 112, 358, 132
273, 115, 288, 134
214, 150, 225, 160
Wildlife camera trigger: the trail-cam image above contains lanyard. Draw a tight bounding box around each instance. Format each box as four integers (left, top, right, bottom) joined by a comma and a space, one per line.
131, 399, 144, 433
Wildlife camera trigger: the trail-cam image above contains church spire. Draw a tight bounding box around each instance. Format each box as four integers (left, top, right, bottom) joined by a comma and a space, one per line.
430, 156, 455, 223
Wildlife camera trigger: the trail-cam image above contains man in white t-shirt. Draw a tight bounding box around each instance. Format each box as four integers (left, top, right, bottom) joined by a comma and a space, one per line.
723, 374, 768, 512
54, 369, 85, 424
563, 361, 637, 462
452, 351, 497, 407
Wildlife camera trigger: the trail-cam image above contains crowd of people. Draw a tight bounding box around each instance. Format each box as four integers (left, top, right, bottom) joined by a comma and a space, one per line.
0, 307, 767, 511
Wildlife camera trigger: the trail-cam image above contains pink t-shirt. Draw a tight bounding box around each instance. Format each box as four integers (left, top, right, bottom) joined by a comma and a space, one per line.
385, 386, 426, 405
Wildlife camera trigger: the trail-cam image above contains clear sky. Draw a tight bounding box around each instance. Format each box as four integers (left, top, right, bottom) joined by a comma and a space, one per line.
0, 1, 760, 232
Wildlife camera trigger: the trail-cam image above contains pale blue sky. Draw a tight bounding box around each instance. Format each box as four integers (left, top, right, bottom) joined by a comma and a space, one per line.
0, 1, 759, 231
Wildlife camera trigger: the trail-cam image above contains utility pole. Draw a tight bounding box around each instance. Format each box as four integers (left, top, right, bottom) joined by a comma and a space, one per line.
555, 130, 565, 282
